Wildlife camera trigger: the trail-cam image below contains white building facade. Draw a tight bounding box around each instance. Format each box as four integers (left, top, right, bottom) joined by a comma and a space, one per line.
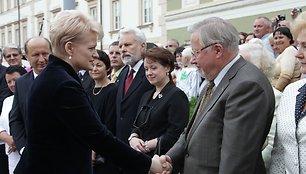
0, 0, 306, 51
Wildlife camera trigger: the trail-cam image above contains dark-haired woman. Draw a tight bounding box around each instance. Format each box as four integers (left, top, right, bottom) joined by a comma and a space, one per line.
272, 27, 301, 91
128, 47, 189, 158
87, 50, 119, 174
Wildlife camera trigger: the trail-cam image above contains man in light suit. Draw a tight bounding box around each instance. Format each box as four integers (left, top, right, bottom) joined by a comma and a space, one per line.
9, 37, 52, 154
115, 27, 153, 145
158, 17, 275, 174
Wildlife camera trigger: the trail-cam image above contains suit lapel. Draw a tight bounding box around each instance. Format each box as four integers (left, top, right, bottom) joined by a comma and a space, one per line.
117, 66, 128, 101
186, 57, 247, 143
123, 65, 145, 99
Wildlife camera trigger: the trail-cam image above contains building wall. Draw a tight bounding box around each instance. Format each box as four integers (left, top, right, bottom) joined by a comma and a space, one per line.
0, 0, 165, 51
165, 0, 306, 46
1, 0, 305, 51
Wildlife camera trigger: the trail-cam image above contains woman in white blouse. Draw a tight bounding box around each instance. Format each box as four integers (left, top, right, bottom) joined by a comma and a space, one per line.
270, 11, 306, 174
0, 65, 26, 174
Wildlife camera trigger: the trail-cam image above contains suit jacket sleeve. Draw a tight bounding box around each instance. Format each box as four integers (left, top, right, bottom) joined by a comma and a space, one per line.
166, 130, 187, 173
219, 81, 273, 173
9, 81, 26, 151
56, 80, 151, 173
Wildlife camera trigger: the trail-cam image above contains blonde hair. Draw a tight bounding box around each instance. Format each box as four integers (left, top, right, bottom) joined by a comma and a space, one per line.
49, 10, 103, 55
239, 42, 275, 82
291, 11, 306, 40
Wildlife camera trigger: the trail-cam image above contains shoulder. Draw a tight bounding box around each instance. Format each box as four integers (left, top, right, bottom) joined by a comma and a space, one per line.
283, 79, 306, 94
3, 95, 14, 104
166, 86, 188, 101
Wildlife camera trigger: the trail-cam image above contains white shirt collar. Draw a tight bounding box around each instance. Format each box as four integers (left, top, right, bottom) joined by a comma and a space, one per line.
213, 54, 240, 87
129, 59, 143, 78
33, 70, 39, 79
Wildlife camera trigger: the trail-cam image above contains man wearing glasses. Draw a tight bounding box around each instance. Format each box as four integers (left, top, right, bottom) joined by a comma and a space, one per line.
2, 44, 23, 67
156, 17, 275, 174
2, 44, 30, 70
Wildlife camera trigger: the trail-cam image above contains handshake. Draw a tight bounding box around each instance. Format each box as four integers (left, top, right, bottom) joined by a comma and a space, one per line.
150, 155, 173, 174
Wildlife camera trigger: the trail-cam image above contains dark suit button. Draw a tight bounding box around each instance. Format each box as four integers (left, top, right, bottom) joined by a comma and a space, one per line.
120, 117, 123, 120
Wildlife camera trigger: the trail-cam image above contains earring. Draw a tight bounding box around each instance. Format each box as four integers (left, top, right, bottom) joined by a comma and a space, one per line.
68, 56, 72, 60
166, 72, 169, 76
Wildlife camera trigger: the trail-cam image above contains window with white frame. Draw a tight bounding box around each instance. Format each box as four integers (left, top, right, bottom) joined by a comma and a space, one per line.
22, 24, 27, 45
89, 6, 97, 21
0, 1, 4, 12
13, 0, 17, 7
36, 14, 44, 36
1, 30, 5, 47
50, 8, 61, 21
182, 0, 199, 7
143, 0, 152, 24
7, 0, 11, 10
15, 28, 19, 45
8, 29, 12, 44
112, 0, 120, 30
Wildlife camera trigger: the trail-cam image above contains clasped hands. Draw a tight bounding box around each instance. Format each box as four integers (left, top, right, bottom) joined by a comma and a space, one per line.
129, 136, 157, 153
129, 136, 172, 173
150, 155, 172, 174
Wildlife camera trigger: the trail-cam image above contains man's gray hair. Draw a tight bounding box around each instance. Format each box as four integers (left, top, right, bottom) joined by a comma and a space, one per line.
188, 17, 239, 52
119, 27, 146, 44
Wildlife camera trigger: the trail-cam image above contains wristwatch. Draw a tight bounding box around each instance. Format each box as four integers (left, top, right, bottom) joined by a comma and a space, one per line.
128, 134, 138, 142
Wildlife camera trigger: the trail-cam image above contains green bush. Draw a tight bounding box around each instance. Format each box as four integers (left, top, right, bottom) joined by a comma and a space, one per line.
189, 96, 198, 120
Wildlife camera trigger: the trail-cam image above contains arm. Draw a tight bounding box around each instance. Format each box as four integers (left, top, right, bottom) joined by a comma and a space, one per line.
0, 131, 16, 153
166, 131, 187, 173
219, 81, 274, 173
56, 81, 152, 173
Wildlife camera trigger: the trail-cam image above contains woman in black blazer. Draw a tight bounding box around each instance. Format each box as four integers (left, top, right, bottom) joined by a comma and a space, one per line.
129, 47, 189, 157
13, 10, 163, 174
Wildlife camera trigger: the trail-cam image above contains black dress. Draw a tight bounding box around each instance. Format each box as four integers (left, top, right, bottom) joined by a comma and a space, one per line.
132, 81, 189, 157
87, 83, 120, 174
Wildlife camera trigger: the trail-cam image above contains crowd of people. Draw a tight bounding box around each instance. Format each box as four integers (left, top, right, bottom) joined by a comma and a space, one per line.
0, 7, 304, 174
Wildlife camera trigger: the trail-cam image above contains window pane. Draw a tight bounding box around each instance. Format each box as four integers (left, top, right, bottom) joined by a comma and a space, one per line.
113, 0, 120, 30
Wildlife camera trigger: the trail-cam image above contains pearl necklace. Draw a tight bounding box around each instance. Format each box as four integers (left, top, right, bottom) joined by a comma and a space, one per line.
92, 87, 103, 96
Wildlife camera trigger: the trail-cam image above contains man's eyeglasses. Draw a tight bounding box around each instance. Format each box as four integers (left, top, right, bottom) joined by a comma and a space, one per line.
192, 43, 218, 57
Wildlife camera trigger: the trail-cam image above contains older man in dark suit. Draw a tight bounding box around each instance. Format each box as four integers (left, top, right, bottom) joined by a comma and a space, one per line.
157, 17, 275, 174
9, 36, 52, 154
115, 27, 154, 145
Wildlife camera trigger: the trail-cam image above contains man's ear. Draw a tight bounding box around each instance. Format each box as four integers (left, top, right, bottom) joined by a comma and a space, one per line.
214, 44, 223, 58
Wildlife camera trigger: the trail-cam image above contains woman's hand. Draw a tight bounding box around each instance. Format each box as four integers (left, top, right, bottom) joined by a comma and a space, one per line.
129, 137, 147, 153
145, 138, 158, 152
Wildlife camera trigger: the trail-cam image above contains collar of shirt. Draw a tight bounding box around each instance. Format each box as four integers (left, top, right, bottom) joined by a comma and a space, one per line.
78, 70, 86, 76
33, 70, 39, 79
213, 54, 240, 88
129, 59, 143, 78
261, 33, 271, 40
